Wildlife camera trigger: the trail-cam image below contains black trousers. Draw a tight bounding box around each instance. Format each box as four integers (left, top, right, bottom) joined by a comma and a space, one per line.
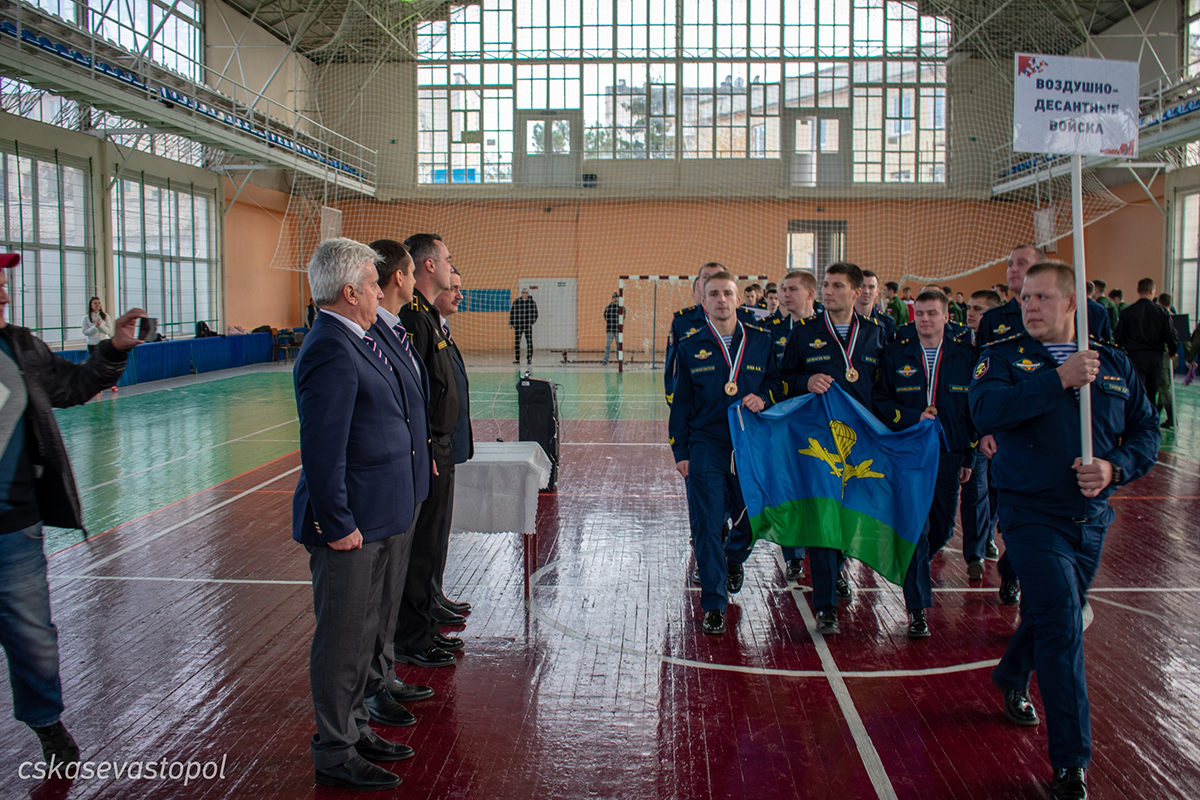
514, 328, 533, 362
1130, 353, 1163, 408
395, 439, 455, 654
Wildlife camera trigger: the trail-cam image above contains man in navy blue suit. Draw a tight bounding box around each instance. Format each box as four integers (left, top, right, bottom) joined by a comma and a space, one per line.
293, 238, 427, 792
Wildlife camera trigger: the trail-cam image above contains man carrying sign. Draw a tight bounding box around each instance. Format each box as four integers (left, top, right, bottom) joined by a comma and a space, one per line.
969, 262, 1158, 800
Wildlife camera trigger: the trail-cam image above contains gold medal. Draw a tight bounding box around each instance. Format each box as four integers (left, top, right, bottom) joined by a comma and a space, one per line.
724, 381, 738, 396
924, 405, 938, 416
845, 367, 859, 383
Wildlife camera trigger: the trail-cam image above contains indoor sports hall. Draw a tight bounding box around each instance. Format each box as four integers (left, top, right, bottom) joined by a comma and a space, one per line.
0, 1, 1198, 798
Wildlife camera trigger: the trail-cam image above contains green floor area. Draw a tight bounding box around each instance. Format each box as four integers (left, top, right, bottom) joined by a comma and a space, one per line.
47, 368, 671, 554
48, 364, 1193, 556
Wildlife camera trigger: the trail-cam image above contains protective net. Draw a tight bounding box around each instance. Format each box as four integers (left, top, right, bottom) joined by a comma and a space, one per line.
263, 0, 1168, 363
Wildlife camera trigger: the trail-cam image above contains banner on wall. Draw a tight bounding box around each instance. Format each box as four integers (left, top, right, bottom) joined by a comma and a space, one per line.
1012, 53, 1140, 157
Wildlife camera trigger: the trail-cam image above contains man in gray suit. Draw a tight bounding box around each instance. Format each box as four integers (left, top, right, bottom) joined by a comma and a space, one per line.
293, 239, 427, 791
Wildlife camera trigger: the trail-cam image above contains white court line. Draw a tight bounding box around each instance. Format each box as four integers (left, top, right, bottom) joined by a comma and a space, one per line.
80, 418, 299, 493
51, 465, 302, 582
1088, 595, 1200, 631
560, 442, 669, 447
775, 550, 898, 800
1154, 459, 1200, 479
52, 574, 309, 585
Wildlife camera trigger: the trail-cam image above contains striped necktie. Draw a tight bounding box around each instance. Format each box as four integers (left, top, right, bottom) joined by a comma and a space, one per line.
442, 323, 454, 346
392, 321, 421, 374
361, 334, 392, 372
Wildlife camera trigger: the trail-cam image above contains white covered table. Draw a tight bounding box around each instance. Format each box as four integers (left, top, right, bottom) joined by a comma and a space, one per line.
451, 441, 552, 534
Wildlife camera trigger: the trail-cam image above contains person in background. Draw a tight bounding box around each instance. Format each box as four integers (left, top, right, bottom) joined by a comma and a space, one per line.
0, 254, 142, 767
1108, 288, 1126, 312
602, 292, 621, 365
764, 283, 779, 315
856, 269, 895, 341
1157, 293, 1177, 314
742, 283, 763, 309
1093, 279, 1118, 328
961, 288, 1004, 568
883, 281, 908, 327
1156, 293, 1179, 428
81, 297, 113, 357
307, 297, 317, 328
1115, 278, 1178, 429
509, 288, 538, 365
901, 286, 915, 321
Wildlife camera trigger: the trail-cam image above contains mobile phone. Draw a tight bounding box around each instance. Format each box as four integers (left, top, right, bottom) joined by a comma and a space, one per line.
137, 317, 158, 341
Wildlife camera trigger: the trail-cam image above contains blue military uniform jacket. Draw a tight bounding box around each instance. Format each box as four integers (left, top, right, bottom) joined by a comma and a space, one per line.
763, 312, 806, 362
668, 322, 782, 463
892, 317, 968, 344
873, 331, 978, 464
665, 304, 758, 405
779, 311, 886, 408
977, 297, 1113, 347
867, 307, 896, 341
968, 332, 1159, 518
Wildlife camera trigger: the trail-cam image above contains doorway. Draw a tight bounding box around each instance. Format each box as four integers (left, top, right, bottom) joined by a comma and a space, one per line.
519, 277, 578, 351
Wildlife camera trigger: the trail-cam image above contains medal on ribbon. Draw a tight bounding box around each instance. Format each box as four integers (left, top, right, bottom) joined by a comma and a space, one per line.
706, 317, 746, 397
922, 340, 943, 417
823, 314, 860, 383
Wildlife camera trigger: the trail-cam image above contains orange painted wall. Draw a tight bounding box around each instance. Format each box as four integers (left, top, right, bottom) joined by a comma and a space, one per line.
224, 182, 303, 331
249, 181, 1168, 352
331, 197, 1043, 353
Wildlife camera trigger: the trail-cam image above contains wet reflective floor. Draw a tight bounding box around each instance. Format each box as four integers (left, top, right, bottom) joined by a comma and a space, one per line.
0, 366, 1197, 798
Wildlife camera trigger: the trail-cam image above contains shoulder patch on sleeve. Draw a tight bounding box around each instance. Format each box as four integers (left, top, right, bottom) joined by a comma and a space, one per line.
974, 358, 989, 380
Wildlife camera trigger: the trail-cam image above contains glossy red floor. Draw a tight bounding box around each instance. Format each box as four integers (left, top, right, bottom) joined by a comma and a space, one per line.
1, 417, 1198, 799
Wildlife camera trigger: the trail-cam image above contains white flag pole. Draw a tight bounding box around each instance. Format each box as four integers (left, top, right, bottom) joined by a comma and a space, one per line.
1071, 154, 1094, 465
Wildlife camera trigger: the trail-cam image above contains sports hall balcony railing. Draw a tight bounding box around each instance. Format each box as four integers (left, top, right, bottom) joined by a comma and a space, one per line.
991, 64, 1200, 195
0, 0, 377, 196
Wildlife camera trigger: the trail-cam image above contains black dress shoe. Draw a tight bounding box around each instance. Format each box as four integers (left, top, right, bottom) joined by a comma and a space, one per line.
430, 605, 466, 626
702, 608, 726, 635
32, 721, 79, 764
999, 579, 1021, 606
785, 558, 804, 580
363, 690, 416, 727
432, 633, 464, 651
907, 609, 931, 638
967, 559, 985, 581
991, 674, 1039, 726
395, 645, 457, 668
315, 754, 402, 790
836, 573, 852, 600
816, 608, 839, 634
1050, 767, 1087, 800
985, 539, 1000, 560
355, 731, 415, 762
726, 562, 744, 594
387, 679, 434, 703
440, 598, 472, 615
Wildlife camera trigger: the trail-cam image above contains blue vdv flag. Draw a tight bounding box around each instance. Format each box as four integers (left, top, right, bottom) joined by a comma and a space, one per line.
728, 384, 942, 586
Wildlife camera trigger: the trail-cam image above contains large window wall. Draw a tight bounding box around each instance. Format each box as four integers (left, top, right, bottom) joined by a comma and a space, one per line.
112, 176, 217, 339
416, 0, 949, 184
0, 146, 92, 348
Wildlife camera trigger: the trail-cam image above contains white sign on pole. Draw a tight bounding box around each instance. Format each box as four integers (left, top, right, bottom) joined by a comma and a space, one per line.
1012, 53, 1140, 157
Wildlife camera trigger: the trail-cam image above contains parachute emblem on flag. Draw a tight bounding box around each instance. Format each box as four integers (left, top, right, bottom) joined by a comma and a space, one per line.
797, 420, 886, 498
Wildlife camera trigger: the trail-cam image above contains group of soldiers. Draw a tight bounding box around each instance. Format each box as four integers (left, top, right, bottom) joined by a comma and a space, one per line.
664, 246, 1162, 800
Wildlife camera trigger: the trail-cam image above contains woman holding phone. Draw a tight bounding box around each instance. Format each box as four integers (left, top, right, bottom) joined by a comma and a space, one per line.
82, 297, 114, 357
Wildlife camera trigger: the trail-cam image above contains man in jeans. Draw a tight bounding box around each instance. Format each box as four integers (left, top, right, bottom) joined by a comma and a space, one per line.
0, 253, 142, 764
602, 293, 621, 365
